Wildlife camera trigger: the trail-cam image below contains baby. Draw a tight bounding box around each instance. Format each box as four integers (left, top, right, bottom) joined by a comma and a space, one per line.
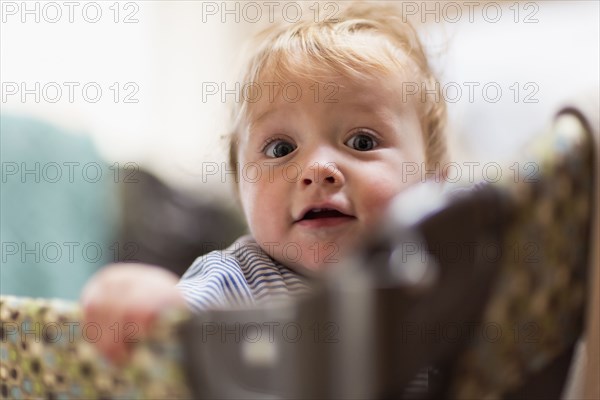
81, 1, 447, 363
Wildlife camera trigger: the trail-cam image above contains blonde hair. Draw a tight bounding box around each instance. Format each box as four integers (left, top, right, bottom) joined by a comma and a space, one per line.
227, 1, 447, 188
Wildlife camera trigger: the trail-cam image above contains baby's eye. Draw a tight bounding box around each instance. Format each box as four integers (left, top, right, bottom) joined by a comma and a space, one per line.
264, 140, 296, 158
345, 132, 378, 151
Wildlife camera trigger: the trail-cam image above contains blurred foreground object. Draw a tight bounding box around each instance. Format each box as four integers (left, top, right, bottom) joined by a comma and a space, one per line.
0, 295, 191, 399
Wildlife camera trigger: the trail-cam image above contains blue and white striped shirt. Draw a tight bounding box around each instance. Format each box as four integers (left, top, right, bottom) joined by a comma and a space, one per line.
176, 235, 312, 312
177, 235, 430, 397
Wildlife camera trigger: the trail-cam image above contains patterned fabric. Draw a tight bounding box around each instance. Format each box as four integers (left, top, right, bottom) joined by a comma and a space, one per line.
177, 235, 313, 311
0, 296, 191, 399
449, 114, 595, 398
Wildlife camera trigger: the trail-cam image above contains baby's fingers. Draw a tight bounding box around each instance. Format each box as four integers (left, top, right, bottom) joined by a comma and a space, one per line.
79, 263, 184, 364
83, 301, 157, 365
81, 300, 124, 364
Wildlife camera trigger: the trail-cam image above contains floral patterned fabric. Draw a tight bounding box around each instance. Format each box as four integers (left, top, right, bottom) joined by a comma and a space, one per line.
0, 296, 191, 399
450, 113, 596, 398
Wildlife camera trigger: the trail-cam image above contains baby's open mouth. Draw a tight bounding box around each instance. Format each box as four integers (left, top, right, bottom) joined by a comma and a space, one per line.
297, 208, 356, 223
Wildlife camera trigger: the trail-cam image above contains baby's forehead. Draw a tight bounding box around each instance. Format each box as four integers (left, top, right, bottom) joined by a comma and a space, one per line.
242, 67, 419, 120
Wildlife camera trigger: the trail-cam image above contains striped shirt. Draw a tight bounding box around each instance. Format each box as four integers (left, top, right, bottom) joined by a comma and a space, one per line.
176, 235, 312, 312
177, 235, 431, 397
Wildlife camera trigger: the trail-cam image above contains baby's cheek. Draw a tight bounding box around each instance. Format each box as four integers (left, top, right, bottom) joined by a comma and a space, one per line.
239, 182, 264, 232
242, 181, 282, 240
361, 176, 415, 224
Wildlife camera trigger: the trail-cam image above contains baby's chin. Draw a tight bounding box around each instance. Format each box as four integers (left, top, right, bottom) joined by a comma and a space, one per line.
272, 236, 361, 276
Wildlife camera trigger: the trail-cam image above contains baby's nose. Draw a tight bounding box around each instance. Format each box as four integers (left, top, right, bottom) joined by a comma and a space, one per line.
300, 162, 344, 187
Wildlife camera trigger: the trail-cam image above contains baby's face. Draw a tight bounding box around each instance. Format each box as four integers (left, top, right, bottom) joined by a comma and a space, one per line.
236, 72, 426, 272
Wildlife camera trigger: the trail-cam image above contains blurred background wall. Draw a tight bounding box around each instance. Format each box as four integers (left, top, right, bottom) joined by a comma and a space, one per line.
1, 1, 599, 299
2, 1, 599, 193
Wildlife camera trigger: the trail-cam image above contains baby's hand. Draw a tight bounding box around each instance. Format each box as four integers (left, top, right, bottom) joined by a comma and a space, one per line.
80, 263, 186, 364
